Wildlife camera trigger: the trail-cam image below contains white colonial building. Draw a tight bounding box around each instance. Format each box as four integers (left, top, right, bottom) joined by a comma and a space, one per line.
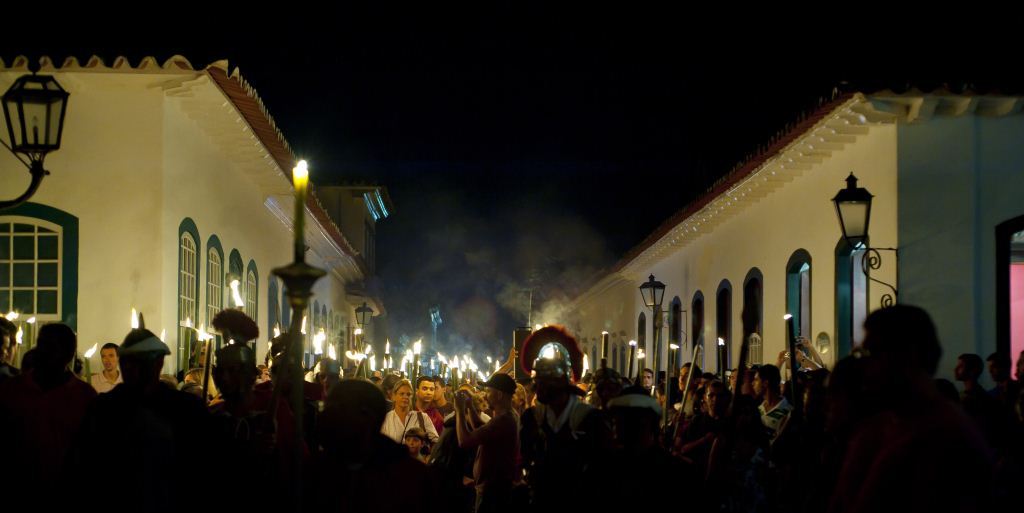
564, 90, 1024, 385
0, 55, 392, 374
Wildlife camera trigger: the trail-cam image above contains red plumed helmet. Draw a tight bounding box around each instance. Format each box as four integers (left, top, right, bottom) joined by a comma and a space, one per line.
519, 325, 584, 382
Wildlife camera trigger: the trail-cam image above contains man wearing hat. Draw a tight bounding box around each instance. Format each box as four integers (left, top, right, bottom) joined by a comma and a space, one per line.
455, 373, 519, 513
517, 327, 611, 512
73, 328, 212, 513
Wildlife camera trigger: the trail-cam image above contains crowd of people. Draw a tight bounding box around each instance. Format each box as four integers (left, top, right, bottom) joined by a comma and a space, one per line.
0, 304, 1022, 513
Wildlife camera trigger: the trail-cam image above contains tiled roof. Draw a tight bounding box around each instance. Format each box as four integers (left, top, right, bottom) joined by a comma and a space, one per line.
1, 55, 368, 274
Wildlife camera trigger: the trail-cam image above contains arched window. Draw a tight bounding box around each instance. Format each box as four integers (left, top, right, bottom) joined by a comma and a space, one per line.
280, 277, 290, 328
246, 260, 259, 323
268, 276, 279, 336
692, 291, 705, 369
0, 203, 78, 358
836, 238, 868, 357
743, 268, 765, 365
786, 250, 812, 340
716, 280, 732, 377
637, 311, 647, 358
670, 297, 683, 368
206, 236, 224, 326
178, 218, 201, 371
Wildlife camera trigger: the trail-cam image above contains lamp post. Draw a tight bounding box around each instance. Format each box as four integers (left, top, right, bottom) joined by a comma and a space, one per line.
639, 274, 666, 392
1, 71, 69, 211
832, 173, 898, 307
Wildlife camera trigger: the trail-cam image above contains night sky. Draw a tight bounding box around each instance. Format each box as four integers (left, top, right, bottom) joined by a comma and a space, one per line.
5, 18, 1010, 356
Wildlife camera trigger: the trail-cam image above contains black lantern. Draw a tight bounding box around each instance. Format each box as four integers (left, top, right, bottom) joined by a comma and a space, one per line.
832, 173, 873, 247
355, 301, 374, 327
639, 274, 666, 311
1, 73, 69, 210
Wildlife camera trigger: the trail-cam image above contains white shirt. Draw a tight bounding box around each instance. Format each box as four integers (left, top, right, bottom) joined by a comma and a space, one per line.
380, 410, 440, 444
90, 370, 122, 394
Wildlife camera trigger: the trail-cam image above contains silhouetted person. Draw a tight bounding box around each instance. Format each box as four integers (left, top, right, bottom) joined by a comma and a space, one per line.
73, 328, 211, 513
956, 353, 1002, 446
519, 329, 610, 512
455, 374, 519, 513
986, 352, 1021, 413
311, 379, 439, 513
583, 386, 691, 512
827, 305, 992, 513
0, 323, 96, 510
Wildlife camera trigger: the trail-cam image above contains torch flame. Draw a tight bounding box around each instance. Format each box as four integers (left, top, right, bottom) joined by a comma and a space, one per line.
293, 160, 309, 186
582, 354, 589, 375
413, 340, 422, 355
637, 349, 646, 359
160, 329, 166, 342
370, 356, 377, 371
15, 327, 23, 344
328, 344, 337, 360
629, 339, 637, 347
301, 316, 307, 335
717, 337, 725, 346
354, 328, 363, 336
783, 313, 793, 320
385, 340, 390, 354
670, 343, 679, 350
84, 343, 98, 358
273, 325, 281, 338
26, 316, 36, 324
131, 308, 139, 329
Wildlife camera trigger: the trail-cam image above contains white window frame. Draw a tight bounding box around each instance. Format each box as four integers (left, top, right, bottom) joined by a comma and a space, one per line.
0, 216, 63, 321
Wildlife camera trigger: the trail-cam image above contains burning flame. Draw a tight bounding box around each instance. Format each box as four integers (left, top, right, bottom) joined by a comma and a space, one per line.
486, 356, 493, 364
15, 327, 23, 344
629, 339, 637, 347
385, 340, 390, 354
637, 349, 646, 359
437, 353, 447, 365
273, 325, 281, 338
328, 344, 337, 360
230, 279, 244, 308
313, 329, 326, 355
370, 356, 377, 371
160, 329, 166, 342
717, 337, 725, 347
131, 308, 139, 329
413, 340, 422, 355
494, 360, 500, 372
301, 316, 307, 335
783, 313, 793, 320
84, 343, 98, 358
293, 160, 309, 187
670, 343, 680, 350
26, 316, 35, 324
5, 311, 18, 320
364, 344, 372, 355
354, 328, 363, 336
582, 354, 589, 375
601, 330, 609, 335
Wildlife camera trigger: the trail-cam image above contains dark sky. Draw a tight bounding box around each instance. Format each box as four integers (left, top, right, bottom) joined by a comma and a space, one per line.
5, 19, 1012, 356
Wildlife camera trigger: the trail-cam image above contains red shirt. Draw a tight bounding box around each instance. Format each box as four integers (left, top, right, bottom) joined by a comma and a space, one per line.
0, 371, 96, 482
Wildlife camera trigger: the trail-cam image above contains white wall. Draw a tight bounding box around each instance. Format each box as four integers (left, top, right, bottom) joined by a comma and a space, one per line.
568, 123, 899, 374
898, 114, 1024, 383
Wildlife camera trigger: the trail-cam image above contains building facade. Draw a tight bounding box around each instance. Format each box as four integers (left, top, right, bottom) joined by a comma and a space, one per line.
564, 91, 1024, 385
0, 55, 390, 374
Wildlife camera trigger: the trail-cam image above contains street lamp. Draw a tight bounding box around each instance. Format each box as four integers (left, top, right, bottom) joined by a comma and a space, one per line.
639, 274, 668, 425
355, 301, 374, 328
832, 173, 898, 306
832, 173, 873, 248
1, 72, 69, 210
